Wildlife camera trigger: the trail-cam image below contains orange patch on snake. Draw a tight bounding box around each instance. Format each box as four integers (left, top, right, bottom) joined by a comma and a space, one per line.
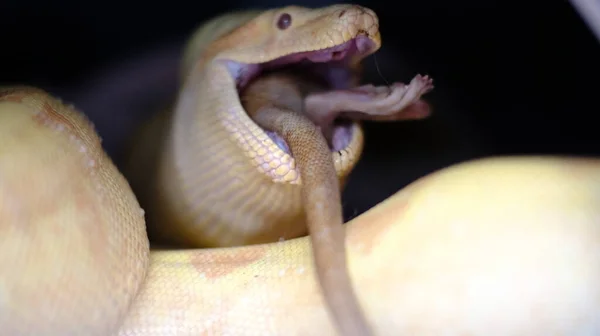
345, 173, 435, 256
4, 89, 109, 255
190, 248, 267, 279
32, 102, 77, 133
347, 194, 410, 255
0, 88, 92, 148
0, 91, 27, 103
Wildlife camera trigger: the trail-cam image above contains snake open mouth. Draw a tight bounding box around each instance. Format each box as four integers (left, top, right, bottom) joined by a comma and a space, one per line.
227, 35, 377, 154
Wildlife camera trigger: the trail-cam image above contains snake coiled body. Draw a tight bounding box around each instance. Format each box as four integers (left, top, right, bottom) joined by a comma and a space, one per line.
1, 4, 600, 336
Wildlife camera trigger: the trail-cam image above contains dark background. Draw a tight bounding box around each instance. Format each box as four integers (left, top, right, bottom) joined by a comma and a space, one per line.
1, 0, 598, 218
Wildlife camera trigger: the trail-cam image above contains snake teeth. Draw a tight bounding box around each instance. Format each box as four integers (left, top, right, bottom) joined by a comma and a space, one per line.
226, 35, 375, 91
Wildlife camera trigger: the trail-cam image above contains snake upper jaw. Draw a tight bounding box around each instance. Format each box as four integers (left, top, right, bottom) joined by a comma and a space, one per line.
223, 34, 377, 92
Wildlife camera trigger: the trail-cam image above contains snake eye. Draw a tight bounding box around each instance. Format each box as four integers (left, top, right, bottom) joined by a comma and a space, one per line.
277, 13, 292, 30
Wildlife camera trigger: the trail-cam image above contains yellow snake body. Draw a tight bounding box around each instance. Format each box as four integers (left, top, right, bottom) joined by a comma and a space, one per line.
124, 6, 373, 249
1, 4, 600, 336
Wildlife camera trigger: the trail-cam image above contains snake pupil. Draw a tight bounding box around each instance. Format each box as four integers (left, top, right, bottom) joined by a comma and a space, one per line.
277, 13, 292, 30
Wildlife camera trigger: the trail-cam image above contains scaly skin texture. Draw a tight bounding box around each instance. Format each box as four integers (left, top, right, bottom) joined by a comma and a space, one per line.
2, 89, 600, 334
2, 4, 600, 336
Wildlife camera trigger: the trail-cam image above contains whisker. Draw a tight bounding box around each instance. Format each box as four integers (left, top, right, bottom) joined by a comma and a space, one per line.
373, 54, 391, 88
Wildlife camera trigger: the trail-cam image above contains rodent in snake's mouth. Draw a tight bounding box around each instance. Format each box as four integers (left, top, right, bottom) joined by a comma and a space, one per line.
226, 35, 376, 153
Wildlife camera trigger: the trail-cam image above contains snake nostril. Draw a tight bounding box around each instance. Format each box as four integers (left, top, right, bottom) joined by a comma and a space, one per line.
338, 10, 346, 18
